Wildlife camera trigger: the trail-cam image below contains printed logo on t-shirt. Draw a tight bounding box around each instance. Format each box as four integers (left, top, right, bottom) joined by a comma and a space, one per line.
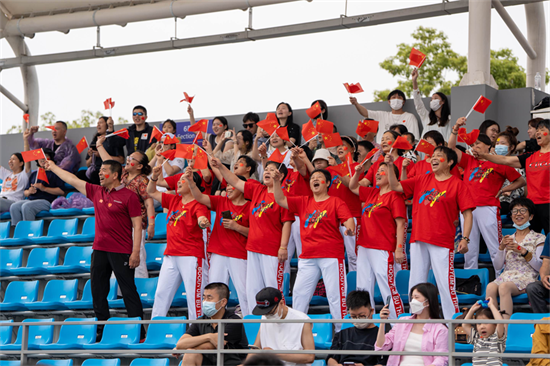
419, 188, 447, 207
218, 212, 243, 226
304, 210, 327, 229
251, 200, 274, 218
528, 160, 549, 170
362, 201, 383, 217
167, 210, 187, 226
282, 178, 295, 192
331, 175, 342, 189
468, 167, 494, 183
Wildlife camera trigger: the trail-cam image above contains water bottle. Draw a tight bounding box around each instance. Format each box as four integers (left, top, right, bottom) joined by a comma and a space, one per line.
534, 72, 542, 90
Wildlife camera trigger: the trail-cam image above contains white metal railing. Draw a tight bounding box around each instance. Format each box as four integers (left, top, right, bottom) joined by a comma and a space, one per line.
1, 317, 549, 366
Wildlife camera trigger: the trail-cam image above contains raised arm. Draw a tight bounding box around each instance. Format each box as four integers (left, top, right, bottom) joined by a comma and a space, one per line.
291, 148, 308, 177
462, 302, 481, 335
348, 164, 364, 195
411, 69, 430, 123
146, 166, 164, 203
183, 167, 212, 209
187, 104, 196, 126
448, 117, 465, 163
475, 152, 522, 169
96, 135, 115, 162
23, 129, 32, 174
385, 155, 404, 193
350, 96, 369, 118
44, 160, 86, 195
210, 157, 245, 193
272, 170, 289, 210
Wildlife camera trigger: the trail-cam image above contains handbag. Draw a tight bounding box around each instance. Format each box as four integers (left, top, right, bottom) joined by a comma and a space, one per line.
456, 275, 482, 296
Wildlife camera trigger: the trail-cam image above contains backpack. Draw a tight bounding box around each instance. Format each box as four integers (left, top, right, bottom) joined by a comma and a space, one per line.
456, 275, 482, 296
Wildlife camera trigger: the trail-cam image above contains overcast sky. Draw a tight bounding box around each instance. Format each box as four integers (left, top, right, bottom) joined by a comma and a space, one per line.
1, 0, 549, 134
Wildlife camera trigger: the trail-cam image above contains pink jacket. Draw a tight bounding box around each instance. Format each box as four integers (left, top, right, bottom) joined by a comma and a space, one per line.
375, 315, 449, 366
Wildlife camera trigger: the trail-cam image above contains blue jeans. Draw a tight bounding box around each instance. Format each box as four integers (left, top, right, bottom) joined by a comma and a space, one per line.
9, 199, 51, 226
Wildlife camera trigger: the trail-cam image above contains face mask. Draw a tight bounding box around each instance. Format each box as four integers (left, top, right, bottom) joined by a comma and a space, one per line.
513, 221, 530, 231
202, 299, 222, 317
430, 99, 441, 111
390, 99, 404, 111
410, 299, 428, 315
494, 145, 509, 156
265, 305, 282, 320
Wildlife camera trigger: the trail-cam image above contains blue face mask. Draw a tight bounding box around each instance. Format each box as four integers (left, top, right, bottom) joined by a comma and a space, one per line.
513, 221, 530, 231
203, 300, 222, 317
494, 145, 509, 156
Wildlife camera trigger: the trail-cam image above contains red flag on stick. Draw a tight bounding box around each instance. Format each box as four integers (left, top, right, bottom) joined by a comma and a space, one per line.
457, 128, 480, 146
180, 92, 194, 104
45, 126, 56, 131
343, 83, 364, 94
105, 128, 129, 139
391, 136, 413, 151
188, 119, 209, 133
356, 119, 379, 138
415, 139, 435, 156
150, 126, 163, 143
315, 119, 334, 134
275, 126, 290, 142
257, 113, 279, 136
465, 95, 493, 119
302, 120, 318, 141
193, 148, 209, 170
36, 167, 49, 184
163, 135, 180, 145
322, 133, 343, 148
103, 98, 115, 110
23, 114, 30, 124
193, 131, 203, 145
360, 148, 380, 166
409, 48, 427, 68
176, 144, 195, 159
76, 136, 89, 154
306, 102, 322, 119
268, 149, 288, 164
22, 149, 46, 163
161, 150, 177, 161
331, 162, 350, 178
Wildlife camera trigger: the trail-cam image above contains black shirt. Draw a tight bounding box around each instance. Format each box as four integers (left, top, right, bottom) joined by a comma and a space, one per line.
26, 170, 65, 203
327, 326, 388, 366
53, 143, 61, 153
186, 310, 248, 366
126, 123, 154, 155
524, 138, 541, 153
91, 134, 125, 169
280, 122, 301, 144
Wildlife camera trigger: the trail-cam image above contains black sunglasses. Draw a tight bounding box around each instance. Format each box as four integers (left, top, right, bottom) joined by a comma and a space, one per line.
243, 123, 255, 128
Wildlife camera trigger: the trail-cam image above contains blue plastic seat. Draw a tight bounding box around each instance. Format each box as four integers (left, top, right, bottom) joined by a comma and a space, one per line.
396, 270, 410, 304
10, 247, 60, 276
38, 318, 97, 350
0, 280, 40, 311
310, 314, 333, 350
0, 320, 13, 345
0, 220, 44, 246
0, 318, 54, 350
30, 218, 78, 244
65, 278, 117, 310
50, 194, 83, 216
346, 271, 356, 294
83, 317, 141, 349
0, 221, 10, 239
82, 207, 95, 215
227, 278, 239, 307
37, 360, 74, 366
0, 248, 23, 276
48, 246, 92, 274
150, 213, 167, 239
172, 281, 187, 307
428, 268, 488, 304
502, 227, 515, 237
479, 248, 492, 263
451, 312, 473, 352
0, 212, 10, 220
0, 361, 20, 366
283, 273, 291, 305
128, 316, 186, 349
505, 312, 550, 353
312, 361, 326, 366
65, 217, 95, 243
145, 243, 166, 271
512, 293, 529, 304
81, 360, 121, 366
373, 282, 383, 304
26, 279, 79, 310
129, 360, 170, 366
109, 277, 157, 308
243, 315, 261, 344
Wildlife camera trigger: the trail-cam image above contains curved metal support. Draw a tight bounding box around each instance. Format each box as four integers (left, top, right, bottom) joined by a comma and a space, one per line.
525, 2, 546, 91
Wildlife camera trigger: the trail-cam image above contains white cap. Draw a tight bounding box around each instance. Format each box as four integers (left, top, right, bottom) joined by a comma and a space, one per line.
312, 149, 330, 163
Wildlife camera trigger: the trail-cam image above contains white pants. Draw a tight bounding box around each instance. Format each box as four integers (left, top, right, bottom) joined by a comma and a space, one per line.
409, 241, 459, 319
208, 253, 249, 316
113, 229, 148, 296
357, 247, 404, 320
151, 255, 206, 320
285, 217, 302, 274
461, 206, 501, 270
292, 258, 347, 332
246, 251, 285, 315
340, 218, 358, 272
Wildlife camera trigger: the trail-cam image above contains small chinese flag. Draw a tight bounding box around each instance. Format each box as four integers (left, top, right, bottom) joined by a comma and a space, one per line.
106, 128, 130, 139
322, 133, 343, 148
22, 148, 46, 162
332, 162, 350, 178
391, 136, 413, 151
161, 149, 177, 161
268, 149, 288, 164
276, 126, 290, 142
356, 119, 379, 138
415, 139, 435, 156
409, 48, 427, 68
163, 135, 180, 145
346, 153, 354, 176
302, 120, 318, 141
103, 98, 115, 109
472, 96, 492, 114
23, 114, 30, 124
188, 119, 209, 133
257, 113, 280, 136
36, 167, 49, 184
315, 119, 334, 134
306, 102, 322, 119
193, 148, 208, 170
176, 144, 195, 159
45, 126, 56, 131
193, 131, 203, 145
458, 128, 480, 146
180, 92, 194, 104
76, 136, 89, 154
150, 126, 163, 143
343, 83, 364, 94
360, 148, 380, 165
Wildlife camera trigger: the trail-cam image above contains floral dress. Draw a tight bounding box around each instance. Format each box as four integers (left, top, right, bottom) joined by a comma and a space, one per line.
494, 230, 546, 291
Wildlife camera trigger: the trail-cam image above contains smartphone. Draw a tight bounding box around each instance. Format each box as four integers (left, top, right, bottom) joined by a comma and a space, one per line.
90, 143, 97, 151
386, 295, 391, 306
248, 344, 260, 350
222, 210, 232, 220
225, 131, 232, 139
343, 362, 355, 365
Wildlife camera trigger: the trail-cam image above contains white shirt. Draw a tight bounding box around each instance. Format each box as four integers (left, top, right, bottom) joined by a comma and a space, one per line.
367, 109, 420, 144
0, 167, 29, 202
400, 332, 425, 365
412, 89, 453, 140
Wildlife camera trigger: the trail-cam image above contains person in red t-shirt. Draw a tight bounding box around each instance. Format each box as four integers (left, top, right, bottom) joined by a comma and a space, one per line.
474, 119, 550, 236
449, 117, 526, 270
211, 157, 294, 314
387, 146, 475, 319
155, 162, 212, 198
273, 168, 354, 331
147, 165, 211, 320
184, 168, 252, 316
349, 162, 406, 319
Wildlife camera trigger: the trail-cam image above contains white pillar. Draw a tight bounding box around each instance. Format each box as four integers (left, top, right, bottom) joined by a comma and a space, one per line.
459, 0, 498, 88
525, 2, 546, 91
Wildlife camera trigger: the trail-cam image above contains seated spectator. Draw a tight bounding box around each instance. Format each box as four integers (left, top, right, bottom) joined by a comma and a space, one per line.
10, 148, 64, 225
350, 89, 420, 143
26, 122, 81, 173
526, 234, 550, 313
0, 153, 28, 213
517, 118, 543, 153
462, 297, 506, 365
174, 282, 248, 366
495, 127, 525, 215
527, 316, 550, 366
487, 198, 546, 318
479, 119, 501, 145
244, 354, 284, 366
145, 119, 177, 161
376, 282, 449, 365
127, 105, 154, 155
246, 287, 315, 365
327, 290, 388, 366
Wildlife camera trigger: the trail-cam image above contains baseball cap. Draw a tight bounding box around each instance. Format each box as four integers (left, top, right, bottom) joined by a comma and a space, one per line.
252, 287, 282, 316
312, 149, 330, 163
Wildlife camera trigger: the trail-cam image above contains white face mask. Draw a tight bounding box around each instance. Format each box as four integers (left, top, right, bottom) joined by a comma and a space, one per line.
353, 322, 370, 329
409, 299, 428, 315
430, 99, 441, 111
390, 99, 404, 111
265, 304, 282, 320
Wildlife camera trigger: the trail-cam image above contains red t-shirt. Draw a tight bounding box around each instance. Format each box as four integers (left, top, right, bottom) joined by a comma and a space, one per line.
282, 169, 312, 197
287, 196, 352, 259
86, 183, 142, 254
165, 170, 212, 194
401, 174, 476, 250
459, 153, 522, 207
407, 159, 462, 179
519, 151, 550, 204
244, 182, 295, 257
208, 196, 250, 260
357, 187, 407, 252
162, 193, 210, 258
365, 155, 411, 185
328, 163, 362, 218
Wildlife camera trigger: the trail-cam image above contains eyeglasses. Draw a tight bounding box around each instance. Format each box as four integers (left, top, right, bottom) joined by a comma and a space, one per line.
511, 208, 528, 216
349, 315, 368, 320
243, 123, 255, 129
133, 112, 144, 116
127, 156, 138, 162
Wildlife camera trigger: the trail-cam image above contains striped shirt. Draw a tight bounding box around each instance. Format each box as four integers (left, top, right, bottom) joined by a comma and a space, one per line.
468, 328, 506, 366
